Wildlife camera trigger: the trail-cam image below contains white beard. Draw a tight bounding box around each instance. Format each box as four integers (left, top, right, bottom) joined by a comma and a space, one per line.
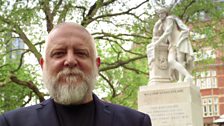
43, 67, 97, 105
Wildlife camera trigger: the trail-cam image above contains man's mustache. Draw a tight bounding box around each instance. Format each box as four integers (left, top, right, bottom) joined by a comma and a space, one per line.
56, 68, 85, 81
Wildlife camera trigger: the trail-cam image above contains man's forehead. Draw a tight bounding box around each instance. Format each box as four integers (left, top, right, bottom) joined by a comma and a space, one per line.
51, 24, 89, 36
46, 23, 94, 50
47, 24, 91, 42
53, 23, 89, 34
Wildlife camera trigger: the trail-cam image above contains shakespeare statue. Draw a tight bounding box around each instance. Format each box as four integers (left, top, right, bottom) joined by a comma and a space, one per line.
147, 0, 194, 84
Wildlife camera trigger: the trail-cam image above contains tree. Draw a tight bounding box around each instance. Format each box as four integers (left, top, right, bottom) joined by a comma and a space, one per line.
172, 0, 224, 66
0, 0, 150, 112
0, 0, 223, 113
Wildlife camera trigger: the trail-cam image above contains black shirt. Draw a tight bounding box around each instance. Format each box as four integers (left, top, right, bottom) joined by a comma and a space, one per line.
54, 100, 95, 126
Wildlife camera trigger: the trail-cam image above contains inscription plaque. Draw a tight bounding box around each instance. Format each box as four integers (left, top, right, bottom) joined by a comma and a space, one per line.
138, 83, 203, 126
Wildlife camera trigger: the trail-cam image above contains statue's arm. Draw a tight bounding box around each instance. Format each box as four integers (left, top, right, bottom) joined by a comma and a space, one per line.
153, 20, 166, 40
154, 18, 174, 46
153, 20, 161, 36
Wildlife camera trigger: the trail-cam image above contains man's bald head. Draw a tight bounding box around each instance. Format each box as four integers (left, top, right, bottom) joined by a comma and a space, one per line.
44, 22, 97, 60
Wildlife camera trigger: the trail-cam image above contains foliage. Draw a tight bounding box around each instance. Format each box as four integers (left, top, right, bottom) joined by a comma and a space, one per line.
0, 0, 224, 113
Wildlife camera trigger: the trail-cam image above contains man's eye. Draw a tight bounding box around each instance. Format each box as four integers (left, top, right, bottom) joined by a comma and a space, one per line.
76, 51, 88, 57
52, 52, 65, 58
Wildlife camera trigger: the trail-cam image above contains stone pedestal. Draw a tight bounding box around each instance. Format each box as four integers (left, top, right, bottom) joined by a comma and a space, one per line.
147, 44, 171, 84
138, 83, 203, 126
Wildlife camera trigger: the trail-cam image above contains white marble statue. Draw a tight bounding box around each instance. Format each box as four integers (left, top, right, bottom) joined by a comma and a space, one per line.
147, 0, 194, 83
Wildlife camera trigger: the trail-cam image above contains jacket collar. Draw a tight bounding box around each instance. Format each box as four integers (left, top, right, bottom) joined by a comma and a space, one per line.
37, 99, 60, 126
36, 94, 113, 126
93, 94, 113, 126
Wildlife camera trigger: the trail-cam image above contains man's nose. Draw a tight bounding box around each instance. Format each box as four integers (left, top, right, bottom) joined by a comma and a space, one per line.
64, 52, 78, 68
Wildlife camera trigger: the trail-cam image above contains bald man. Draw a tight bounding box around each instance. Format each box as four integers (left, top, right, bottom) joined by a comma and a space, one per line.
0, 23, 151, 126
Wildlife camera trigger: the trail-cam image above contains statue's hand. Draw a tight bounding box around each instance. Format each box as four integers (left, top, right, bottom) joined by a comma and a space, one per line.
186, 56, 193, 63
151, 42, 159, 48
147, 43, 157, 50
175, 41, 180, 48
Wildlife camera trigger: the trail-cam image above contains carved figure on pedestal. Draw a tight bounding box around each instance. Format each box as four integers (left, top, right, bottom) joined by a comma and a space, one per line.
147, 0, 194, 83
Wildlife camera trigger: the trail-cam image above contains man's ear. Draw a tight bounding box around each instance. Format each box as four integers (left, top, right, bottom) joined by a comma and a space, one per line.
40, 57, 44, 69
96, 57, 101, 68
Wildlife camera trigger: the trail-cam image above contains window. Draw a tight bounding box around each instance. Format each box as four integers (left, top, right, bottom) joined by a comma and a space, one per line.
203, 99, 208, 116
211, 71, 216, 76
213, 98, 219, 116
202, 97, 219, 117
196, 79, 201, 88
206, 78, 211, 88
211, 77, 217, 88
201, 78, 206, 89
210, 70, 217, 88
8, 37, 24, 60
194, 70, 217, 89
208, 98, 212, 116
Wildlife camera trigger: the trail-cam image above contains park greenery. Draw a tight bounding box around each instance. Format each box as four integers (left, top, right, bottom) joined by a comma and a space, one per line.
0, 0, 224, 113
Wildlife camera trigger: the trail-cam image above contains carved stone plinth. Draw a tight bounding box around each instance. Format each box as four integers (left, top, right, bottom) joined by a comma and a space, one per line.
138, 83, 203, 126
147, 44, 170, 85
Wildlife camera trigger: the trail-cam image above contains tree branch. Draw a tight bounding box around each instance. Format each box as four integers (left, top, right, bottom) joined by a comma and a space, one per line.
57, 3, 73, 24
52, 0, 63, 17
21, 92, 33, 107
123, 65, 148, 75
81, 0, 104, 27
9, 74, 45, 102
14, 26, 42, 62
99, 72, 117, 97
90, 0, 148, 24
100, 55, 147, 71
102, 0, 117, 6
180, 0, 196, 19
0, 64, 9, 69
0, 16, 42, 62
11, 49, 31, 73
99, 37, 143, 56
34, 41, 45, 46
40, 0, 54, 32
74, 5, 87, 21
93, 31, 148, 39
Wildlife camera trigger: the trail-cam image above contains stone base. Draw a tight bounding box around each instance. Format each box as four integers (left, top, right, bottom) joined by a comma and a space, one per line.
149, 77, 171, 85
138, 83, 203, 126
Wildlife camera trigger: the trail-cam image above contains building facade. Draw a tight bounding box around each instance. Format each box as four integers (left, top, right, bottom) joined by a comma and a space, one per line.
6, 34, 24, 62
194, 49, 224, 126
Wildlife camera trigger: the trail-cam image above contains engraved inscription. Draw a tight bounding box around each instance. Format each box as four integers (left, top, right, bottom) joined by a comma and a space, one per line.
146, 104, 190, 126
144, 89, 184, 96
